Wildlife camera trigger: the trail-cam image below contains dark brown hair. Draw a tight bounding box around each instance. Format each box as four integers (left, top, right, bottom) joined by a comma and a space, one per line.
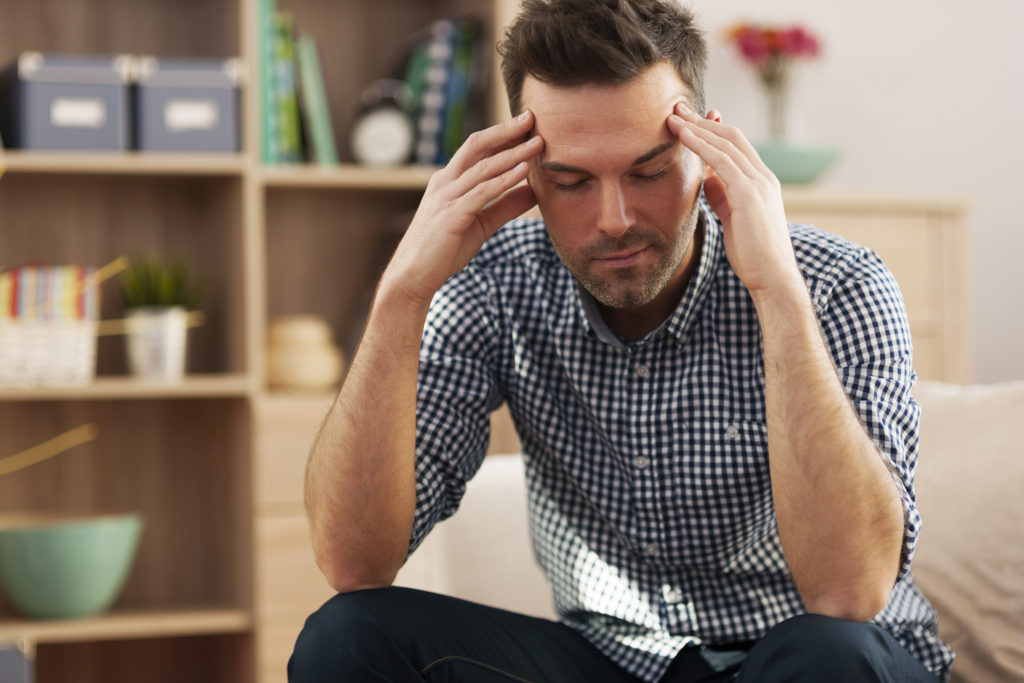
498, 0, 707, 116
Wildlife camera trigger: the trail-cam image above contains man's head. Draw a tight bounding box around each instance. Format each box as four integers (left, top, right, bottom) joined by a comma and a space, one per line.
498, 1, 713, 332
498, 0, 707, 118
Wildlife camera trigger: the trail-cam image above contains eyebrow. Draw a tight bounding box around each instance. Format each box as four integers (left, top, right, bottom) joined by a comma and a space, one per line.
540, 141, 675, 174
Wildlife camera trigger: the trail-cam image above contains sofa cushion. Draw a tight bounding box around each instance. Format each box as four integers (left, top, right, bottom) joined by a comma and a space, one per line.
912, 381, 1024, 682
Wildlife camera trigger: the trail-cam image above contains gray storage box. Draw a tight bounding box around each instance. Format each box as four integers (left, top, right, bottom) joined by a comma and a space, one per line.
0, 52, 131, 150
133, 57, 242, 152
0, 641, 33, 683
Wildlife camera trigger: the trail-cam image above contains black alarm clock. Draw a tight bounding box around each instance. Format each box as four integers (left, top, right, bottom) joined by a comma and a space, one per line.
349, 79, 416, 167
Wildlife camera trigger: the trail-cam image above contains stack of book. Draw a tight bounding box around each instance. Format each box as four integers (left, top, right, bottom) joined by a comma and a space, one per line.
257, 0, 337, 165
404, 18, 487, 166
256, 6, 486, 168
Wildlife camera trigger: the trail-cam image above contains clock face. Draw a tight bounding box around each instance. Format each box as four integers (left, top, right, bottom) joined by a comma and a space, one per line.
350, 107, 415, 167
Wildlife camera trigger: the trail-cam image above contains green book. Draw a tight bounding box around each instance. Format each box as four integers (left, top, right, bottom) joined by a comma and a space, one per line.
296, 35, 338, 165
273, 12, 302, 163
442, 20, 480, 162
257, 0, 280, 162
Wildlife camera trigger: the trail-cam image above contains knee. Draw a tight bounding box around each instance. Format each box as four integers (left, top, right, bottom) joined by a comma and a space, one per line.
288, 587, 411, 681
740, 614, 896, 682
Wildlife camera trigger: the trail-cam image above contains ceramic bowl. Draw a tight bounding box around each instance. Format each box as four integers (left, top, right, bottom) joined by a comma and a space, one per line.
754, 141, 839, 184
0, 512, 143, 619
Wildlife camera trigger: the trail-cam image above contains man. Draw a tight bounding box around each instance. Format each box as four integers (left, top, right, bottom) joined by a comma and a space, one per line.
291, 0, 952, 680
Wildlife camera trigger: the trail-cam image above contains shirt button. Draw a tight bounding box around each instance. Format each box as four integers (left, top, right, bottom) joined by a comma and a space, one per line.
633, 456, 650, 469
663, 587, 685, 604
642, 542, 660, 557
634, 363, 650, 378
724, 424, 740, 440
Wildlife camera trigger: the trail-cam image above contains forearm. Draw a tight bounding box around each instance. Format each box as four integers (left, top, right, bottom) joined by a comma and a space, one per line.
755, 281, 904, 621
304, 280, 429, 592
303, 113, 541, 593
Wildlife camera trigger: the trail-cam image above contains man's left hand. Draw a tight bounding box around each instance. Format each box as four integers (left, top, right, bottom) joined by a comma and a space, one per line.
667, 102, 802, 299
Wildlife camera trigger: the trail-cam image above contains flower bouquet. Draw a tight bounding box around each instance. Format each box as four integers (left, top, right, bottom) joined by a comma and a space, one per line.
727, 23, 836, 183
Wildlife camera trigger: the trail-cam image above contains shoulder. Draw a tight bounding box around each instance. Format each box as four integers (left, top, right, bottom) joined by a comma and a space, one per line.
788, 222, 899, 302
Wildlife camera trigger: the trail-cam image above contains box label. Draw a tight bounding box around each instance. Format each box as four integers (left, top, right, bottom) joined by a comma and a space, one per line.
164, 99, 218, 132
50, 97, 106, 129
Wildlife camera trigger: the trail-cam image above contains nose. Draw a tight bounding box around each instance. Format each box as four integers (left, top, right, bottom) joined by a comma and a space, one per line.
595, 183, 634, 238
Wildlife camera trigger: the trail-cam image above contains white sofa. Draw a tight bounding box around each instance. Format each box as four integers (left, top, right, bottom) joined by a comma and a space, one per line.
395, 381, 1024, 682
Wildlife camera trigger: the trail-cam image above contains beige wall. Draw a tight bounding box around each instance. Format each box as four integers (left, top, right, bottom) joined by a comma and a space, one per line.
687, 0, 1024, 381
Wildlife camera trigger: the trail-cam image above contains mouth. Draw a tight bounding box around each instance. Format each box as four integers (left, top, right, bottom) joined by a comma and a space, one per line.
594, 247, 649, 268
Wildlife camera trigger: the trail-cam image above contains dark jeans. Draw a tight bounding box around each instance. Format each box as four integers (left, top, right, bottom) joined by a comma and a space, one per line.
288, 587, 939, 682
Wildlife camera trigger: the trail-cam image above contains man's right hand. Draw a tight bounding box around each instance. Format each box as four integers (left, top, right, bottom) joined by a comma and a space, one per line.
382, 110, 545, 307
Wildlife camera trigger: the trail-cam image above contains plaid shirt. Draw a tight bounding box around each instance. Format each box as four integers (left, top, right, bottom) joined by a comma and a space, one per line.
410, 197, 953, 681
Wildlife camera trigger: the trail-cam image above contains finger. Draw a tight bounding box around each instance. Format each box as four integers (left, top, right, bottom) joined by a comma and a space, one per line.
474, 184, 537, 240
445, 110, 536, 178
447, 134, 544, 201
454, 160, 533, 226
669, 103, 773, 179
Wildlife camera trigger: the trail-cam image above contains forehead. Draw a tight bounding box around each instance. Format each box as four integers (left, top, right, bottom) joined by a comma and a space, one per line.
522, 62, 691, 168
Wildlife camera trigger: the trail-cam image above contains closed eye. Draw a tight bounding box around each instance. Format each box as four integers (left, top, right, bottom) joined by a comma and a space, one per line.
634, 168, 670, 183
554, 178, 590, 192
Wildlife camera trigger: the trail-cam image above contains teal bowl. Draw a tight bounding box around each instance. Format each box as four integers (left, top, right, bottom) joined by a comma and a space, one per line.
754, 141, 839, 184
0, 512, 143, 619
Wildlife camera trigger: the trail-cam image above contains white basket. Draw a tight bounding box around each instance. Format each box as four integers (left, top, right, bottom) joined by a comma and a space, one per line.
0, 319, 98, 388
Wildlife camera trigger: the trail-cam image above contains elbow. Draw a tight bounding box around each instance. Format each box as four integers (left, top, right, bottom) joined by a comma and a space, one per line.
315, 552, 399, 595
803, 583, 893, 623
310, 533, 402, 595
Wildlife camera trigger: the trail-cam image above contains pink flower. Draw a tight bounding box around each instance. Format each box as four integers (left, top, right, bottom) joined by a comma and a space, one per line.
727, 23, 822, 69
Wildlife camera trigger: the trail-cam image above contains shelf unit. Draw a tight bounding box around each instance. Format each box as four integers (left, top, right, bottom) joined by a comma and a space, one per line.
0, 0, 516, 681
0, 1, 972, 681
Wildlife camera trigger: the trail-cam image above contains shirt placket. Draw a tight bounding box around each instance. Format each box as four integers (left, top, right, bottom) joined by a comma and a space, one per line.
625, 342, 666, 562
629, 337, 701, 636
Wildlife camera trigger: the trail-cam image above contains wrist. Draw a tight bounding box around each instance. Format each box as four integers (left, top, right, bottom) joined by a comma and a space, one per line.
375, 267, 436, 320
749, 271, 813, 319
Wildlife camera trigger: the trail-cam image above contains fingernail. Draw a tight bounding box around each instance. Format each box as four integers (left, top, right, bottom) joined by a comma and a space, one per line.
676, 101, 692, 115
517, 110, 531, 123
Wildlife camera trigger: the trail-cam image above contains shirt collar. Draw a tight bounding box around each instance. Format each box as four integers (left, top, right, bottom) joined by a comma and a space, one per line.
572, 194, 724, 348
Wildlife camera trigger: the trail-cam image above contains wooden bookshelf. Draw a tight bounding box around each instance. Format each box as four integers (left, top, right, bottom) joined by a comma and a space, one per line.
0, 1, 511, 681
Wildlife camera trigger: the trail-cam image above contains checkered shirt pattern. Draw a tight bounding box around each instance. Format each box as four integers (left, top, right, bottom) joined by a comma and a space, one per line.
409, 197, 954, 682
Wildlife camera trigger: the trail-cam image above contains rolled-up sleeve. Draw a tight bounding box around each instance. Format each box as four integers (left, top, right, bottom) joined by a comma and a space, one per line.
408, 264, 505, 555
811, 245, 922, 579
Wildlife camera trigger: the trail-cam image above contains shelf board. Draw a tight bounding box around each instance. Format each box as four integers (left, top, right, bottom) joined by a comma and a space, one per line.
0, 151, 247, 177
0, 607, 251, 645
0, 374, 253, 401
260, 163, 437, 190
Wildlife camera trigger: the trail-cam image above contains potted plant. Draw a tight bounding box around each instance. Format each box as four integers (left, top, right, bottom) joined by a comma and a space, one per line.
118, 257, 202, 380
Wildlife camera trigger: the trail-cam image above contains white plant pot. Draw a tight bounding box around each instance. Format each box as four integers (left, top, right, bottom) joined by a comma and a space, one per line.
125, 307, 188, 380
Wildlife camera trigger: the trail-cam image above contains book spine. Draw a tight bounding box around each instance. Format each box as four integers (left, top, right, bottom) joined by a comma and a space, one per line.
441, 20, 480, 162
257, 0, 280, 163
296, 35, 339, 165
274, 12, 302, 163
414, 19, 456, 166
0, 270, 12, 318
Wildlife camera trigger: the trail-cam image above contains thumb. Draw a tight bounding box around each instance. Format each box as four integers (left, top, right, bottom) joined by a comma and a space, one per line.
703, 175, 731, 226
